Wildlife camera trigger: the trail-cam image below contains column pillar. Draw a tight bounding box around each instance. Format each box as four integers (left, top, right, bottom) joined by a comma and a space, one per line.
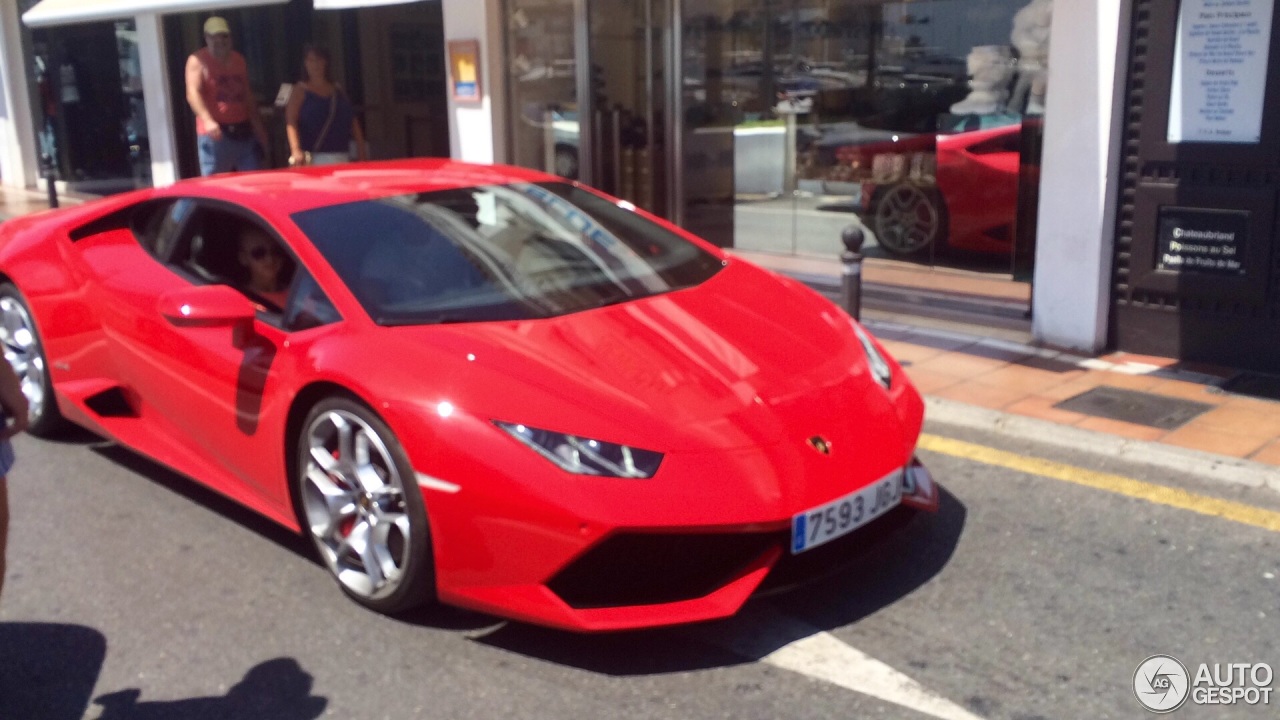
0, 1, 39, 189
441, 0, 507, 164
1031, 0, 1132, 352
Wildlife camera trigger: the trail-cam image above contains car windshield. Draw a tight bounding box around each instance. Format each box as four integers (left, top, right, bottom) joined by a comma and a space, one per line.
291, 182, 723, 326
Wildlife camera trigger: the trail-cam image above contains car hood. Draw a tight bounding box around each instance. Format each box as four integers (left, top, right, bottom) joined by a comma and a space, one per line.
371, 261, 907, 453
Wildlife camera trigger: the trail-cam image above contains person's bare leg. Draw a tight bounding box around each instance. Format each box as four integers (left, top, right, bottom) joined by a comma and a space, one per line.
0, 478, 8, 604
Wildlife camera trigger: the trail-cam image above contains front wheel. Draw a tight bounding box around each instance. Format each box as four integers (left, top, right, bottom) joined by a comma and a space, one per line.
297, 396, 435, 614
0, 283, 66, 437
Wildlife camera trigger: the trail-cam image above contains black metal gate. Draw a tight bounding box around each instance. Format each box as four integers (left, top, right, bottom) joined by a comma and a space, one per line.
1112, 0, 1280, 372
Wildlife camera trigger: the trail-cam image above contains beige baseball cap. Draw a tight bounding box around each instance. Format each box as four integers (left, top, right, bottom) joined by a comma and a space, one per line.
203, 16, 230, 35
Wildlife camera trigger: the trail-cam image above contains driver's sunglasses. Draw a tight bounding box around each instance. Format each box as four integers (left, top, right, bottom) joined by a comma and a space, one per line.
249, 245, 282, 261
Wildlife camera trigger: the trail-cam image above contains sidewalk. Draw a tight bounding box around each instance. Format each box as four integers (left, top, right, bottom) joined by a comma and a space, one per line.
732, 249, 1280, 479
3, 188, 1278, 479
0, 185, 88, 218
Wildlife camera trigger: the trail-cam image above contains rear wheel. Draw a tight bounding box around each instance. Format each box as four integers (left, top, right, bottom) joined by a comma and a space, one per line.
870, 182, 947, 256
0, 283, 65, 437
296, 396, 435, 614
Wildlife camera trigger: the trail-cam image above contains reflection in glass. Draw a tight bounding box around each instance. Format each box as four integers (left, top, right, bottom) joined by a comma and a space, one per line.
680, 0, 1049, 279
506, 0, 581, 179
292, 182, 722, 326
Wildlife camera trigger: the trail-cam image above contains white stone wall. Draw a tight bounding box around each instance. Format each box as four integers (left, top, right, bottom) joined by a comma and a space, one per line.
0, 0, 38, 189
441, 0, 506, 165
1032, 0, 1131, 353
136, 14, 178, 188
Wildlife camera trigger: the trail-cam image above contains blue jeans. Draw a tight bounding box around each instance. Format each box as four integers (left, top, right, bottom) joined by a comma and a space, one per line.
198, 134, 261, 176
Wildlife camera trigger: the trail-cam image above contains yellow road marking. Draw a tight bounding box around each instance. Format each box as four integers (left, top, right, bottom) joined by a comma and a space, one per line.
918, 434, 1280, 533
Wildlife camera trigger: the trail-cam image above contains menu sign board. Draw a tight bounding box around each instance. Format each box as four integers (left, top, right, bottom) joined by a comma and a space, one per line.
1157, 208, 1249, 275
1167, 0, 1274, 143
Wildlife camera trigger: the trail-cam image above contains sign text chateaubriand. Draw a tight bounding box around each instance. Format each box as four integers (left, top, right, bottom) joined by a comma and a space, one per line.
1157, 208, 1249, 276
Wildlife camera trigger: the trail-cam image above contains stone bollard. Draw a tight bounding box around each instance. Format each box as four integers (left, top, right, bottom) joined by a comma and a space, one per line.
840, 225, 866, 320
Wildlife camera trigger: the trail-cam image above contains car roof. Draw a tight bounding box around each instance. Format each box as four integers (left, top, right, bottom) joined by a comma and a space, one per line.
154, 158, 562, 216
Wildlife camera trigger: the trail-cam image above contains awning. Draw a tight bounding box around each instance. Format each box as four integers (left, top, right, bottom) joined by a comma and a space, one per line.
312, 0, 428, 9
22, 0, 289, 28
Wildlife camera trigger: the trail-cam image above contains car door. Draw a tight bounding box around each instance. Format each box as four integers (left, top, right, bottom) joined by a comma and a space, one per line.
89, 199, 341, 515
67, 197, 214, 452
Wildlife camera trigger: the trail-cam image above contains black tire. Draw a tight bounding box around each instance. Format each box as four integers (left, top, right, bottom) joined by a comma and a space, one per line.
869, 182, 948, 257
296, 395, 435, 614
0, 282, 67, 437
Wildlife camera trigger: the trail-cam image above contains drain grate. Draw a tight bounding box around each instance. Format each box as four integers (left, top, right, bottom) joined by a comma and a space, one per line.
1054, 386, 1213, 430
1218, 372, 1280, 403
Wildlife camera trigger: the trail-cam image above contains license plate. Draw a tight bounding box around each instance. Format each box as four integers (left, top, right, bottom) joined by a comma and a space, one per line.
791, 469, 903, 554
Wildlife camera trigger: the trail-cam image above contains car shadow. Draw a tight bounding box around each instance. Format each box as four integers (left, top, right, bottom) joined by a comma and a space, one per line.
87, 443, 313, 563
92, 658, 327, 720
27, 423, 104, 446
470, 487, 968, 675
85, 441, 503, 634
0, 622, 107, 720
82, 437, 967, 651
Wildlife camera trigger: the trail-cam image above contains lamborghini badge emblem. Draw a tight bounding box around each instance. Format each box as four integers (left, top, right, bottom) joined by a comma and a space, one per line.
807, 436, 832, 455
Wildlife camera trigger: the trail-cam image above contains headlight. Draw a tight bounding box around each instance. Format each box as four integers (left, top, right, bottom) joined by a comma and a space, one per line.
853, 322, 893, 389
493, 421, 664, 478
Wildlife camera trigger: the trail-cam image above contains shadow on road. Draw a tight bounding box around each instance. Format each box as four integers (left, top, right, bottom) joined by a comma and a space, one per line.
74, 437, 968, 655
471, 487, 968, 674
0, 622, 106, 720
84, 441, 503, 634
0, 625, 327, 720
93, 658, 326, 720
87, 444, 313, 563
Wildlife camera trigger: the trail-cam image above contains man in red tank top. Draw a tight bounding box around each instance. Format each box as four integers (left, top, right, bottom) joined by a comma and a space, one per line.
184, 16, 270, 175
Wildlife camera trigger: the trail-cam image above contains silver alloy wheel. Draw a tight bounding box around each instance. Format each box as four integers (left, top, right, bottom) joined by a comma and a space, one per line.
0, 295, 46, 424
873, 183, 942, 255
302, 409, 412, 601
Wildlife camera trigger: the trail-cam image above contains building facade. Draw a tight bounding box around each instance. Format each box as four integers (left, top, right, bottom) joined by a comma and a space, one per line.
7, 1, 1270, 374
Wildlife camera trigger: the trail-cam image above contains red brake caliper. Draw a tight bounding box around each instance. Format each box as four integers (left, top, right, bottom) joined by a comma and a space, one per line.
333, 447, 355, 538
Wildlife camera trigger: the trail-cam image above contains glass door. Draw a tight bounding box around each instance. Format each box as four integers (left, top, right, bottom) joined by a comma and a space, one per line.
507, 0, 581, 179
587, 0, 669, 215
506, 0, 670, 215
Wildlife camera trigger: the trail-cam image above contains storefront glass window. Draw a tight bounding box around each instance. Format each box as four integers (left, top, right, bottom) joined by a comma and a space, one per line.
682, 0, 1051, 281
22, 6, 152, 193
505, 0, 581, 179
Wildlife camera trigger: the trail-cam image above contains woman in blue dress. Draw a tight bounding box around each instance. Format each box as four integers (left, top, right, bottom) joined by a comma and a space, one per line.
285, 45, 368, 166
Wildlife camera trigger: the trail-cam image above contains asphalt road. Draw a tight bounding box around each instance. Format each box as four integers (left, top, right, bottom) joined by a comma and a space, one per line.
1, 419, 1276, 720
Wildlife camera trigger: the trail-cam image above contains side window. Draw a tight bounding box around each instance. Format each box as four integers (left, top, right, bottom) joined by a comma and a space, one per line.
131, 198, 194, 261
283, 271, 342, 332
167, 205, 337, 331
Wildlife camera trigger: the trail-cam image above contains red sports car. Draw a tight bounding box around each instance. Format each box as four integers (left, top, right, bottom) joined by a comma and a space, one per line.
0, 159, 939, 631
838, 123, 1025, 256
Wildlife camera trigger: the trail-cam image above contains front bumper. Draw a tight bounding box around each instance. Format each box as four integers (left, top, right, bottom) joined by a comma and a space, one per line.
428, 458, 940, 632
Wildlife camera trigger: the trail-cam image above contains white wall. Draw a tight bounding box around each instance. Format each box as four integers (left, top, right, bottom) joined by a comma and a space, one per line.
0, 0, 39, 189
136, 14, 179, 187
1032, 0, 1131, 352
441, 0, 506, 164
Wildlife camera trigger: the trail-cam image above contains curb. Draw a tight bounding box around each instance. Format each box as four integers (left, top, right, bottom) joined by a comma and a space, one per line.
923, 395, 1280, 495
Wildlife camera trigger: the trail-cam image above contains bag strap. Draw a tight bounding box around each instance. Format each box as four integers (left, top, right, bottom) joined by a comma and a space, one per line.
313, 87, 339, 151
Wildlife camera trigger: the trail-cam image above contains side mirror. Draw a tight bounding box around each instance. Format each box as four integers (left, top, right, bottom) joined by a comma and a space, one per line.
158, 285, 258, 327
